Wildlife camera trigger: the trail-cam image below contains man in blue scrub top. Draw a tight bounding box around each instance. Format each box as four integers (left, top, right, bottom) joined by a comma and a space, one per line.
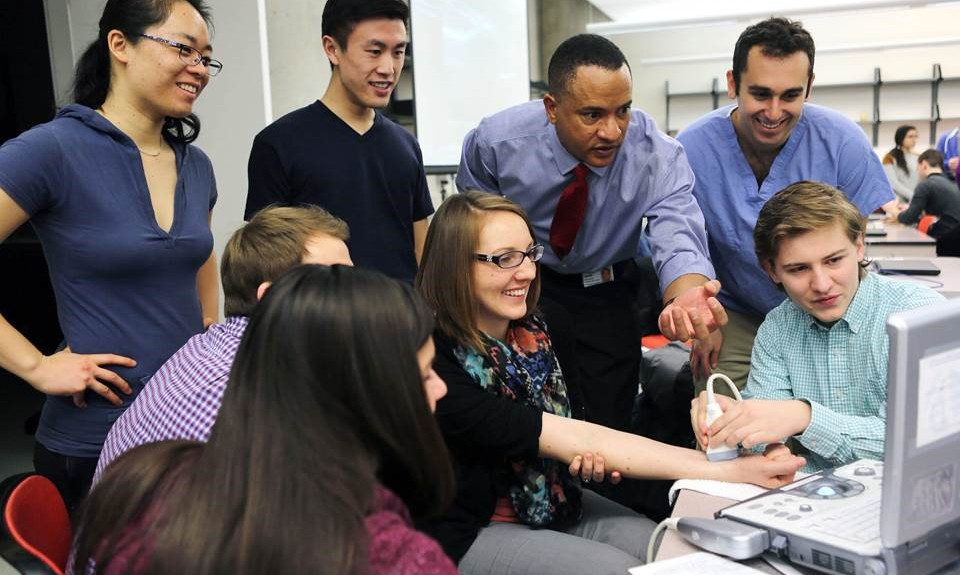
677, 17, 895, 392
458, 34, 725, 434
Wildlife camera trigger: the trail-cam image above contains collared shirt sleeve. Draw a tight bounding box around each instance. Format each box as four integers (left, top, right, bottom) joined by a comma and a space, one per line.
743, 316, 795, 401
838, 128, 896, 213
456, 127, 500, 194
797, 400, 885, 465
644, 146, 715, 290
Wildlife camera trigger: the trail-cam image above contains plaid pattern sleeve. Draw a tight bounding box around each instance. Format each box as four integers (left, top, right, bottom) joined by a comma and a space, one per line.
746, 274, 945, 471
93, 316, 248, 484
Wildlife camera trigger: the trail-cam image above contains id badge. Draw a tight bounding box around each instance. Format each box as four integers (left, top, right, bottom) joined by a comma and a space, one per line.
582, 265, 615, 288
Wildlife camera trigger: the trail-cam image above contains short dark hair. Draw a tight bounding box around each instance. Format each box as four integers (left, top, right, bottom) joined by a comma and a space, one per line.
221, 206, 349, 317
919, 148, 945, 170
321, 0, 409, 49
547, 34, 630, 97
732, 17, 815, 94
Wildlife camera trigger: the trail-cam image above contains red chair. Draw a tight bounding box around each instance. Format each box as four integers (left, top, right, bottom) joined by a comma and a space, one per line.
918, 214, 937, 234
0, 473, 71, 575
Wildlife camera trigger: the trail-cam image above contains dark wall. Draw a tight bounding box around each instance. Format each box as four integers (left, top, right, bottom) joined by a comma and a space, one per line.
0, 0, 62, 356
0, 0, 57, 140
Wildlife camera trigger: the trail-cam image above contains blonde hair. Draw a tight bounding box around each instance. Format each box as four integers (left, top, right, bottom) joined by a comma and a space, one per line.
222, 205, 349, 316
754, 181, 868, 281
416, 191, 541, 351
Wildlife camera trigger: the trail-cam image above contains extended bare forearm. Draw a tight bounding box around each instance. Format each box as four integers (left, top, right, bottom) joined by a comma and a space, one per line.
539, 413, 720, 481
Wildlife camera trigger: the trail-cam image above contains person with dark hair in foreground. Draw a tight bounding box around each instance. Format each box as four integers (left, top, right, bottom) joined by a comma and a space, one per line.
457, 33, 725, 436
416, 191, 805, 575
72, 265, 457, 575
246, 0, 432, 284
677, 17, 894, 391
93, 206, 353, 484
0, 0, 221, 510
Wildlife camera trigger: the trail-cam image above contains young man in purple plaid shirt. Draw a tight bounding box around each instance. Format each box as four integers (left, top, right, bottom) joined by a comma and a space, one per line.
92, 206, 353, 484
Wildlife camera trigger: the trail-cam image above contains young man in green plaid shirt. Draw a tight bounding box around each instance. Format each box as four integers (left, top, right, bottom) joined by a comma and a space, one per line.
691, 181, 944, 471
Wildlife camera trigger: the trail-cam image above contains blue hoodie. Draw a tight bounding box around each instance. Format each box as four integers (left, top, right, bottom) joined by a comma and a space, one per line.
0, 104, 217, 457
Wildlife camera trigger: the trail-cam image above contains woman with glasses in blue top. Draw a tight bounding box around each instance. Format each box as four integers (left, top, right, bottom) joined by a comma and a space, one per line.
415, 191, 807, 575
0, 0, 222, 510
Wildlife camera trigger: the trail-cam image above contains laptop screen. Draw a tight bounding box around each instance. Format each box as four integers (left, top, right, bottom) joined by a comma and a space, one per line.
882, 298, 960, 547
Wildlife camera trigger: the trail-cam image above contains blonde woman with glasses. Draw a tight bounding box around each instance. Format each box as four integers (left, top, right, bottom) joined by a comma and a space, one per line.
416, 191, 806, 575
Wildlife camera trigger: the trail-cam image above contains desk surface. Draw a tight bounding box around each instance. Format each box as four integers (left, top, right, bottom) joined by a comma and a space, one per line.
872, 256, 960, 298
865, 222, 935, 245
865, 223, 936, 258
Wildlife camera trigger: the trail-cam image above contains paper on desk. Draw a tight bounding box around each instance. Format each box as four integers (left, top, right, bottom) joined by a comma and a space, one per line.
668, 472, 811, 506
668, 479, 767, 506
628, 552, 765, 574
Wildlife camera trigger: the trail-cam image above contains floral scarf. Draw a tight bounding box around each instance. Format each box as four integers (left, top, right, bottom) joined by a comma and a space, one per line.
454, 315, 582, 527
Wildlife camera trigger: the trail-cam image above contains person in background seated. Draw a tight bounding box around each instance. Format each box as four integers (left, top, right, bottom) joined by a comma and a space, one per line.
691, 182, 944, 472
245, 0, 432, 283
72, 265, 457, 575
882, 125, 919, 203
93, 206, 353, 484
0, 0, 221, 511
416, 191, 805, 575
896, 149, 960, 257
677, 17, 895, 391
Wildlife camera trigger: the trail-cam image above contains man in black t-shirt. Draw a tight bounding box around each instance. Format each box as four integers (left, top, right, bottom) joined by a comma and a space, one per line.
245, 0, 432, 284
897, 149, 960, 257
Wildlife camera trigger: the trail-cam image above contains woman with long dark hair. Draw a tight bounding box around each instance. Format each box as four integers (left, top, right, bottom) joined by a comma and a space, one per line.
416, 191, 805, 574
883, 125, 919, 202
72, 265, 457, 575
0, 0, 221, 509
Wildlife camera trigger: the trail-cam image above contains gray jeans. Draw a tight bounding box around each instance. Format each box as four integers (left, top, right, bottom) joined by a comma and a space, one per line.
459, 489, 657, 575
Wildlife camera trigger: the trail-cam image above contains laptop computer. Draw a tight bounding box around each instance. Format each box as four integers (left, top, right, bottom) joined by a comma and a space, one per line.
718, 298, 960, 575
874, 259, 941, 276
866, 222, 888, 237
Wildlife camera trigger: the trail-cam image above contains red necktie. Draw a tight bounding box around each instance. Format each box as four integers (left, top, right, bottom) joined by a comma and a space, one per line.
549, 163, 589, 259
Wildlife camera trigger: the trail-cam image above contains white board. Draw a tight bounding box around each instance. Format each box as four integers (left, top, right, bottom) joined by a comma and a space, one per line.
410, 0, 530, 169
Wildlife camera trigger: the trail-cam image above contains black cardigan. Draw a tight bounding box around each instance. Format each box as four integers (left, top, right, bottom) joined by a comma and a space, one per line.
417, 330, 544, 563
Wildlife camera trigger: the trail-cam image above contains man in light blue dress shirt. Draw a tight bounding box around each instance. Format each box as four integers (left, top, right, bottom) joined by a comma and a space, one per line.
691, 182, 943, 471
458, 34, 724, 434
677, 17, 895, 392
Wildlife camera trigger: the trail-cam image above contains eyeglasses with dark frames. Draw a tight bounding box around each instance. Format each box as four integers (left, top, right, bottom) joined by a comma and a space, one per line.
138, 33, 223, 76
475, 244, 544, 269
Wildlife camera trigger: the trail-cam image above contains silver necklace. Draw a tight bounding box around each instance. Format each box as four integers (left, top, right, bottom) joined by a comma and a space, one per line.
138, 145, 162, 158
98, 107, 163, 157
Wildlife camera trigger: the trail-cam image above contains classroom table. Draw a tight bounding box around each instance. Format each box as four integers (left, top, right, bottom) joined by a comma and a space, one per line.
871, 256, 960, 299
864, 223, 936, 258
